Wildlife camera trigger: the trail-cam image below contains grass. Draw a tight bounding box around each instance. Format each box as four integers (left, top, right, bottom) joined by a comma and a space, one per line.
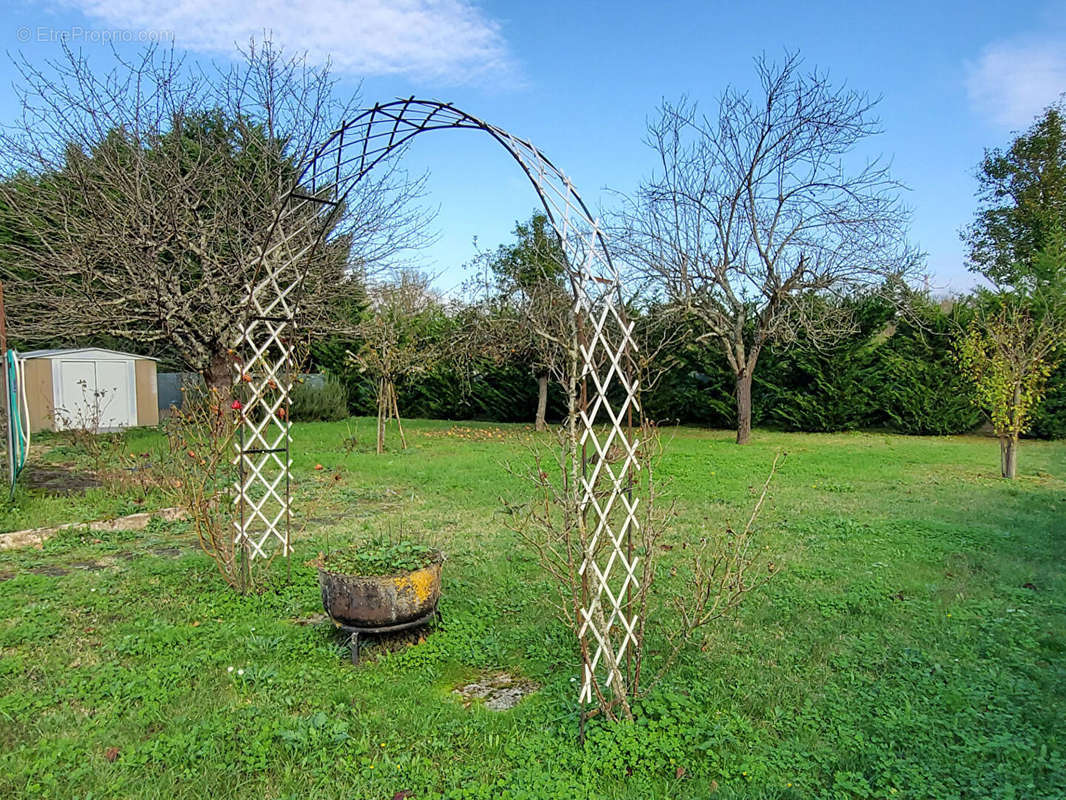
0, 418, 1064, 799
0, 427, 171, 533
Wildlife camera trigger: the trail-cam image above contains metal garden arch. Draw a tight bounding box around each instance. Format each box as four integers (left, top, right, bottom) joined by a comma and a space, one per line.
234, 99, 642, 708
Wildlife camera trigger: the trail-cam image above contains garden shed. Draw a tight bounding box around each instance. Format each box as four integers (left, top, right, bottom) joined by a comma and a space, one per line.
18, 348, 159, 433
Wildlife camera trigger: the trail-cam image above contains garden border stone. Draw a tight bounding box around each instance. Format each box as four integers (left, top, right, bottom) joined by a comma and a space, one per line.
0, 507, 185, 551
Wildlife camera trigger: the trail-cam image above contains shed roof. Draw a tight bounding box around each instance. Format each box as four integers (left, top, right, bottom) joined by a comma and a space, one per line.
18, 347, 159, 362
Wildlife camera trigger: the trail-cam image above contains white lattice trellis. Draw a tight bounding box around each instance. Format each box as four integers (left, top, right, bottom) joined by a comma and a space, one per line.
235, 100, 643, 708
574, 279, 642, 704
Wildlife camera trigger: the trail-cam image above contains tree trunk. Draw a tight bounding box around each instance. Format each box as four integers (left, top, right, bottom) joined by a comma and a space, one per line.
535, 373, 549, 432
1001, 386, 1021, 479
1000, 436, 1018, 479
735, 370, 753, 445
203, 351, 233, 397
376, 378, 386, 455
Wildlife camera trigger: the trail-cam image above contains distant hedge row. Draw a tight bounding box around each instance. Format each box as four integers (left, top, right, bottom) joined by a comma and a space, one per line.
305, 295, 1065, 439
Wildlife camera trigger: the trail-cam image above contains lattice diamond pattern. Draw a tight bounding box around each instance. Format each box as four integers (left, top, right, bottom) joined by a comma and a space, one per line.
572, 267, 642, 704
233, 252, 302, 560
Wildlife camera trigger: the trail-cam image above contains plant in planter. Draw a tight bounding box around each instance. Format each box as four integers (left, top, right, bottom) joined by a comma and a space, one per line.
316, 536, 443, 662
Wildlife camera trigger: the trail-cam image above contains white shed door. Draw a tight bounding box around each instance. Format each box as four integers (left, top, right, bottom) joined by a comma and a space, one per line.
56, 360, 96, 431
55, 359, 135, 430
94, 360, 134, 429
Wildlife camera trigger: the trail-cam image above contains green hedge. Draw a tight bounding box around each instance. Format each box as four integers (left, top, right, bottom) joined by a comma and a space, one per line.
304, 296, 1063, 439
1030, 364, 1066, 439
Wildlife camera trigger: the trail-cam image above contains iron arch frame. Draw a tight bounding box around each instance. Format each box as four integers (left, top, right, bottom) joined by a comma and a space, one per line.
234, 99, 643, 708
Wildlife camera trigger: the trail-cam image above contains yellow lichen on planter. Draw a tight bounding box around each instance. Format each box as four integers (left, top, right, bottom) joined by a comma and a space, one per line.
394, 566, 435, 605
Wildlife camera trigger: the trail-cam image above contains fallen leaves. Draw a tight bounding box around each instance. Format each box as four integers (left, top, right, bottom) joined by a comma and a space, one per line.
420, 425, 524, 442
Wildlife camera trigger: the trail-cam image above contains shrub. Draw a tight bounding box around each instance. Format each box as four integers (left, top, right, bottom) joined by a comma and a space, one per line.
876, 348, 981, 435
755, 342, 878, 433
643, 342, 735, 427
289, 374, 349, 422
304, 291, 1062, 439
1029, 364, 1066, 439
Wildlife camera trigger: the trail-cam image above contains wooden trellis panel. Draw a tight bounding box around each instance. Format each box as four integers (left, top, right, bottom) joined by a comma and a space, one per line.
573, 272, 642, 705
232, 261, 297, 559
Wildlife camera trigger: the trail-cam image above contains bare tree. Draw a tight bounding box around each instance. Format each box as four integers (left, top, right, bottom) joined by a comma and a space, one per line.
462, 212, 572, 430
613, 52, 920, 443
0, 41, 431, 391
348, 270, 444, 453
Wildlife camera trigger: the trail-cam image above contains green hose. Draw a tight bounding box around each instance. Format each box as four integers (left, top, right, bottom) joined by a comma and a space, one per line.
7, 350, 26, 480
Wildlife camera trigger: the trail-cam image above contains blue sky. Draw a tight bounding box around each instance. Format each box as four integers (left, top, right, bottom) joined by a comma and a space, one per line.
2, 0, 1065, 295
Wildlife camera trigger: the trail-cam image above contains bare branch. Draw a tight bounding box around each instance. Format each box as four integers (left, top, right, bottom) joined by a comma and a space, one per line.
610, 51, 921, 442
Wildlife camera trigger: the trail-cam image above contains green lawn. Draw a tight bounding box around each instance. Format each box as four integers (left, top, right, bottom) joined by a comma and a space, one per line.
0, 428, 172, 534
1, 419, 1064, 799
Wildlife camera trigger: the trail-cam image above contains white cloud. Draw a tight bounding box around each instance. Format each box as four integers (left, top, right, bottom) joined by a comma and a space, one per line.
966, 37, 1066, 128
62, 0, 516, 85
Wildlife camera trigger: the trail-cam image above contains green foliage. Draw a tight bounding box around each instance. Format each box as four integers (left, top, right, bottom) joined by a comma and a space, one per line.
755, 340, 878, 433
314, 294, 1010, 437
460, 211, 571, 425
309, 336, 368, 413
488, 211, 567, 291
401, 360, 565, 423
313, 280, 1059, 440
875, 301, 983, 435
752, 294, 890, 433
322, 538, 438, 576
290, 374, 349, 422
640, 292, 988, 436
1030, 363, 1066, 439
955, 299, 1058, 440
965, 101, 1066, 290
642, 340, 738, 426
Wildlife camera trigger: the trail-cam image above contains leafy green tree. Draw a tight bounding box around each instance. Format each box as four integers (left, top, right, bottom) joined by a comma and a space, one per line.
955, 296, 1062, 477
962, 102, 1066, 449
965, 101, 1066, 291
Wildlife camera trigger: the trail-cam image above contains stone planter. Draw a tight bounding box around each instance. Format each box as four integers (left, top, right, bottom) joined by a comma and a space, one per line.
317, 553, 442, 628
